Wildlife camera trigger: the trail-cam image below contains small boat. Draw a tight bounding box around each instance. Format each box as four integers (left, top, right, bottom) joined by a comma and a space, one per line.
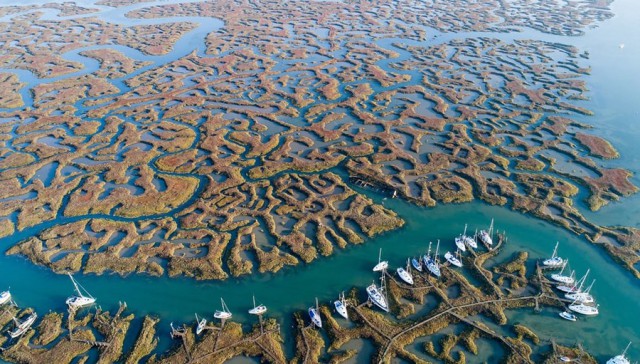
65, 273, 96, 309
550, 261, 574, 284
373, 248, 388, 272
9, 312, 37, 339
214, 298, 232, 320
366, 281, 389, 312
542, 242, 566, 268
248, 295, 267, 315
454, 236, 467, 252
397, 259, 414, 285
444, 251, 463, 268
195, 313, 206, 335
568, 301, 599, 316
308, 297, 322, 328
0, 289, 11, 305
479, 219, 494, 246
559, 311, 577, 322
565, 279, 595, 304
606, 342, 632, 364
560, 356, 573, 362
411, 257, 422, 272
334, 292, 348, 320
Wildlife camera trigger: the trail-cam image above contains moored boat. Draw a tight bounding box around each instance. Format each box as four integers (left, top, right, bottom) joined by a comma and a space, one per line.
9, 312, 37, 339
248, 295, 267, 315
373, 248, 388, 272
559, 311, 577, 322
0, 289, 11, 305
308, 298, 322, 328
366, 282, 389, 312
214, 298, 232, 320
411, 257, 422, 272
542, 242, 566, 268
565, 279, 595, 304
65, 273, 96, 309
568, 302, 599, 316
423, 241, 441, 278
606, 342, 632, 364
479, 218, 494, 246
334, 292, 348, 320
397, 259, 414, 285
444, 251, 463, 268
195, 313, 206, 335
550, 261, 574, 284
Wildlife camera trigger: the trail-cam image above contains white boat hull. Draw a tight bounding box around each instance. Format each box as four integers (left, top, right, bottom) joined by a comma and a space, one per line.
454, 237, 466, 252
0, 291, 10, 305
444, 252, 462, 268
397, 268, 414, 285
249, 305, 267, 315
568, 303, 599, 316
479, 231, 492, 246
366, 284, 388, 312
565, 292, 594, 304
334, 300, 348, 320
66, 296, 96, 308
550, 274, 574, 285
309, 308, 322, 328
214, 311, 232, 320
373, 261, 388, 272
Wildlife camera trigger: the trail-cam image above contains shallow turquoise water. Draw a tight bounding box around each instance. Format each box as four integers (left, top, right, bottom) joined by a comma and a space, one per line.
0, 0, 639, 362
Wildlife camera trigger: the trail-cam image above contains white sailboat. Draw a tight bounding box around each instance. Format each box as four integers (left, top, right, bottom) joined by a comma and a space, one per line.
550, 261, 574, 284
366, 280, 389, 312
65, 273, 96, 309
568, 301, 599, 316
465, 229, 478, 249
479, 219, 494, 246
411, 257, 422, 272
373, 248, 388, 272
565, 279, 595, 304
454, 225, 468, 252
559, 311, 577, 322
334, 292, 348, 320
557, 269, 589, 293
444, 250, 463, 268
248, 295, 267, 315
308, 297, 322, 328
607, 342, 632, 364
542, 242, 566, 268
0, 289, 11, 305
9, 312, 37, 339
423, 241, 441, 278
397, 259, 414, 285
214, 298, 232, 320
195, 313, 206, 335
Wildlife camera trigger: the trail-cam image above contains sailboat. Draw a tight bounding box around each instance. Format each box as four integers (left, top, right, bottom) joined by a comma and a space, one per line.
373, 248, 388, 272
454, 225, 468, 252
565, 279, 595, 304
0, 289, 11, 305
424, 241, 441, 278
214, 298, 232, 320
9, 312, 37, 339
397, 258, 414, 285
559, 311, 577, 322
195, 313, 206, 335
366, 279, 389, 312
248, 295, 267, 315
411, 257, 422, 272
479, 219, 494, 246
542, 242, 566, 268
334, 292, 348, 320
308, 297, 322, 328
444, 250, 463, 268
466, 229, 478, 249
568, 300, 599, 316
557, 269, 589, 293
550, 260, 575, 284
606, 342, 632, 364
65, 273, 96, 308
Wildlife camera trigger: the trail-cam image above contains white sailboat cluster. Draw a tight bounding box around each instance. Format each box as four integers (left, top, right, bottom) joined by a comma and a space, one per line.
554, 268, 600, 318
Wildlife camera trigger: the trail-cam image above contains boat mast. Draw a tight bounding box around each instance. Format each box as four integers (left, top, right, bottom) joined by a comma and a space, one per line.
378, 248, 382, 264
435, 240, 440, 263
551, 242, 559, 258
622, 342, 632, 356
489, 218, 494, 237
584, 279, 595, 294
463, 223, 468, 236
427, 241, 432, 258
68, 273, 83, 297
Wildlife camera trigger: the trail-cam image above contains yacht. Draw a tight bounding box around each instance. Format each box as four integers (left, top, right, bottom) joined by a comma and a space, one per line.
397, 259, 414, 285
373, 248, 388, 272
465, 229, 478, 249
0, 289, 11, 305
444, 250, 463, 268
308, 298, 322, 328
479, 219, 494, 246
454, 235, 467, 252
607, 342, 632, 364
366, 281, 389, 312
542, 242, 566, 268
411, 257, 422, 272
557, 269, 590, 293
565, 280, 595, 304
65, 273, 96, 309
214, 298, 232, 320
248, 295, 267, 315
550, 262, 574, 284
195, 314, 206, 335
559, 311, 577, 322
423, 241, 441, 278
9, 312, 37, 339
568, 301, 599, 316
334, 292, 348, 320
